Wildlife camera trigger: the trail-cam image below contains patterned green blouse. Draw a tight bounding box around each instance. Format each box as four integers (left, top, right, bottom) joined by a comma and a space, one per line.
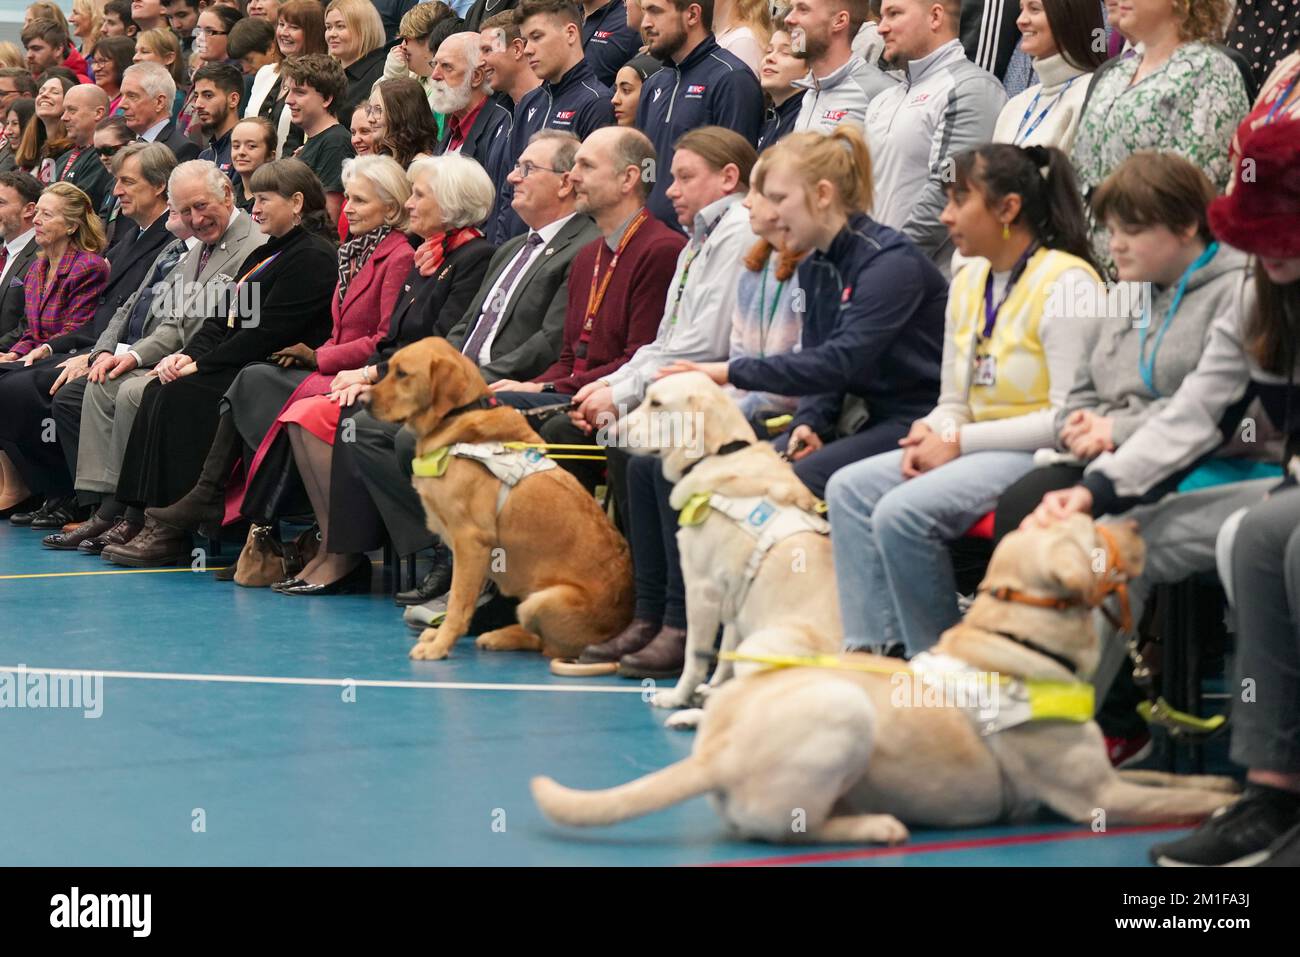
1071, 42, 1250, 271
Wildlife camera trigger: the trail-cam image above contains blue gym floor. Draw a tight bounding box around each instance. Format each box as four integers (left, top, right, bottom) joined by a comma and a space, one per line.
0, 522, 1191, 866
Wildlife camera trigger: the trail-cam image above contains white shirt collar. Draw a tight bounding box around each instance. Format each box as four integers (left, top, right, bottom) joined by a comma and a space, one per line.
5, 227, 35, 257
141, 117, 170, 142
531, 212, 576, 247
692, 193, 742, 242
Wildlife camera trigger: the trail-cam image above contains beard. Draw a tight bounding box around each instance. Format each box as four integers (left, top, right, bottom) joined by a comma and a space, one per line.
199, 106, 228, 138
793, 26, 830, 64
429, 75, 474, 115
648, 23, 687, 62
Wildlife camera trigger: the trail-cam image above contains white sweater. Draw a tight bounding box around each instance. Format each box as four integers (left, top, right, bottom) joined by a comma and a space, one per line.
993, 53, 1092, 152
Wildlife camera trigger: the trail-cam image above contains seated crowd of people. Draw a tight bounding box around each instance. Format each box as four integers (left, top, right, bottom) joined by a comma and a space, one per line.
0, 0, 1297, 866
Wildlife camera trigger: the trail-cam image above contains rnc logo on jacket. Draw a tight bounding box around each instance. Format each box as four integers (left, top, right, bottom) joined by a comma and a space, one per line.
594, 30, 614, 39
554, 110, 577, 123
685, 84, 707, 97
822, 109, 848, 121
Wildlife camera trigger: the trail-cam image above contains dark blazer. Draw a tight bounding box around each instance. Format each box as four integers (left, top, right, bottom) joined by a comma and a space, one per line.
371, 236, 495, 378
0, 238, 39, 350
45, 211, 175, 353
435, 97, 513, 174
154, 120, 201, 162
188, 225, 338, 375
447, 214, 599, 383
57, 146, 114, 213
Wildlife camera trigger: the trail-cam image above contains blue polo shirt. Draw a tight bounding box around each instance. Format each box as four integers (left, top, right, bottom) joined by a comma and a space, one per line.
757, 92, 804, 152
635, 35, 763, 228
581, 0, 643, 87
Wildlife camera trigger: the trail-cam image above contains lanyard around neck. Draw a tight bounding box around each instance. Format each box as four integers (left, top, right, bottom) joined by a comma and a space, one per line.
755, 258, 786, 358
1264, 69, 1300, 125
1137, 241, 1218, 397
981, 243, 1039, 340
1014, 76, 1077, 144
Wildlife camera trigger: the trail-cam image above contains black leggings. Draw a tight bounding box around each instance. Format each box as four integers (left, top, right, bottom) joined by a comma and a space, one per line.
992, 464, 1085, 542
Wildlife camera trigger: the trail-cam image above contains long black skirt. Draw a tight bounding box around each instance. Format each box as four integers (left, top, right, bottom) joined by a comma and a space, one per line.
116, 368, 239, 508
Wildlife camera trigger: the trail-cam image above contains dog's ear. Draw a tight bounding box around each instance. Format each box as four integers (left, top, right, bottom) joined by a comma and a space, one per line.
405, 347, 456, 435
1044, 534, 1096, 599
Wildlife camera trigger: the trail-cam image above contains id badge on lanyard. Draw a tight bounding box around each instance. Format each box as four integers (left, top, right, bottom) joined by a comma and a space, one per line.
973, 353, 997, 387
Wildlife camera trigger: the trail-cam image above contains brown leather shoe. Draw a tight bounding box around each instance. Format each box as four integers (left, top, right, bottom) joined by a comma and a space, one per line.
576, 617, 662, 665
617, 625, 687, 679
81, 518, 143, 555
43, 514, 115, 550
101, 519, 191, 567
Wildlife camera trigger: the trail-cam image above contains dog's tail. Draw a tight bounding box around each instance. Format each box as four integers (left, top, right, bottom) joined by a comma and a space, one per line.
531, 755, 715, 827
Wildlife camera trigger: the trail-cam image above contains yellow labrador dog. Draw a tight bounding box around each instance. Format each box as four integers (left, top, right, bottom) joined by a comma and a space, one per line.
618, 373, 840, 714
532, 515, 1238, 842
369, 338, 633, 661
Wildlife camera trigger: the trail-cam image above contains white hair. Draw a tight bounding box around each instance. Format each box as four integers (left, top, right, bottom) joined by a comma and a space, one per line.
123, 61, 177, 108
408, 153, 494, 230
342, 154, 412, 229
168, 159, 233, 206
445, 31, 484, 76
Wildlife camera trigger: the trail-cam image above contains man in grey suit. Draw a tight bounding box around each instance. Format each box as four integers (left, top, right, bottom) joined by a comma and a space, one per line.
0, 170, 39, 351
447, 129, 598, 382
47, 160, 268, 552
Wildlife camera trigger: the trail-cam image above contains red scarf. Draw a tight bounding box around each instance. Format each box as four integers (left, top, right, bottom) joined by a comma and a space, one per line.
414, 227, 482, 277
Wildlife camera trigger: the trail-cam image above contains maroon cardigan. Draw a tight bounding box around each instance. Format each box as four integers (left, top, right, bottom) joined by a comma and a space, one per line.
533, 214, 685, 394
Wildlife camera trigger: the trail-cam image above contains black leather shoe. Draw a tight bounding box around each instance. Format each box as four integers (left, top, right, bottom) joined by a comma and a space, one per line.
43, 514, 115, 550
8, 500, 47, 525
80, 518, 143, 555
278, 561, 372, 596
394, 548, 453, 606
0, 493, 42, 520
28, 498, 89, 530
270, 577, 305, 593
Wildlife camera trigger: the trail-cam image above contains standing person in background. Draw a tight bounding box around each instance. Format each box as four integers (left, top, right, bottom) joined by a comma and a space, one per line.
712, 0, 771, 75
493, 0, 616, 241
133, 27, 187, 120
324, 0, 389, 123
24, 19, 91, 84
635, 0, 764, 227
91, 36, 134, 116
785, 0, 895, 135
166, 0, 200, 53
480, 12, 541, 111
1071, 0, 1249, 273
960, 0, 1023, 81
581, 0, 643, 87
381, 0, 457, 115
229, 17, 279, 106
866, 0, 1006, 275
129, 0, 166, 33
430, 32, 512, 170
230, 115, 276, 209
282, 53, 355, 225
756, 23, 806, 151
25, 3, 94, 80
993, 0, 1104, 152
194, 63, 246, 185
1225, 0, 1299, 93
373, 0, 420, 43
102, 1, 137, 39
610, 53, 661, 126
247, 0, 283, 27
245, 0, 327, 159
57, 85, 114, 214
119, 61, 202, 159
71, 0, 105, 61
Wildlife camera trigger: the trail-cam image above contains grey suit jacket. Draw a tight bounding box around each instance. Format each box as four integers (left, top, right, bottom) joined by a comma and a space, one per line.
447, 213, 600, 383
129, 211, 269, 368
0, 238, 39, 350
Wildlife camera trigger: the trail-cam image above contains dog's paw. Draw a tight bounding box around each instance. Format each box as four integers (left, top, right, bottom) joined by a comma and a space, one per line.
409, 640, 449, 661
870, 816, 910, 845
664, 708, 704, 731
694, 682, 717, 702
650, 687, 691, 709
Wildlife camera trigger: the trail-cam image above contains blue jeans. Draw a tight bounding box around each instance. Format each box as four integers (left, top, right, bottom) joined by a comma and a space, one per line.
826, 448, 1037, 653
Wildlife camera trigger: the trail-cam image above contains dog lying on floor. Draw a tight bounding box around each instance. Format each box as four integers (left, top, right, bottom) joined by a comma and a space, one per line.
619, 373, 840, 713
531, 515, 1238, 843
369, 338, 633, 661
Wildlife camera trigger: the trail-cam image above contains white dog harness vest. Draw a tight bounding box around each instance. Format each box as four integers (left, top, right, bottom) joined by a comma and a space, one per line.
412, 442, 558, 513
678, 492, 830, 617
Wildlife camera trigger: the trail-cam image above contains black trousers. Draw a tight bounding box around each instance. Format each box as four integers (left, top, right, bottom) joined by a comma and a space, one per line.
0, 350, 91, 497
992, 463, 1085, 542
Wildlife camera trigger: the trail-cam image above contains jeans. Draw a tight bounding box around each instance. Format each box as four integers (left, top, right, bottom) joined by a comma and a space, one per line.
826, 448, 1037, 653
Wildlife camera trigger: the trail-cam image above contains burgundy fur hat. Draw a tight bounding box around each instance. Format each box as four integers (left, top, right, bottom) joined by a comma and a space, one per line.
1209, 119, 1300, 259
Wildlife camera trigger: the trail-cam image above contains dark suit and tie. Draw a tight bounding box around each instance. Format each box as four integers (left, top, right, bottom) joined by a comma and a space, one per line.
0, 236, 39, 351
446, 213, 600, 382
146, 120, 201, 162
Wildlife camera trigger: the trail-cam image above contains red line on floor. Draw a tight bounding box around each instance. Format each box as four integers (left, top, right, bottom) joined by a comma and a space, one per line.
705, 823, 1189, 867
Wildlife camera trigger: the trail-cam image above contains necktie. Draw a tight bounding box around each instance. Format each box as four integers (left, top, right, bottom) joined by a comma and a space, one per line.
461, 232, 543, 362
0, 245, 9, 281
196, 243, 215, 275
125, 239, 188, 343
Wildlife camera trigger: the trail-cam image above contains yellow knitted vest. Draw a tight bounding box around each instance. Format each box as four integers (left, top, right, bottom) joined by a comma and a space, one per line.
948, 248, 1099, 422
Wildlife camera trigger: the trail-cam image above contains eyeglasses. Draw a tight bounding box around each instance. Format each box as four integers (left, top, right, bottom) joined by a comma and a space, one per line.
96, 144, 125, 158
512, 161, 562, 178
196, 27, 228, 37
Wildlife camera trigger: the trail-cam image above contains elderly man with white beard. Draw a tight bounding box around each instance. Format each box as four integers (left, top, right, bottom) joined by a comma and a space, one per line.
431, 31, 512, 174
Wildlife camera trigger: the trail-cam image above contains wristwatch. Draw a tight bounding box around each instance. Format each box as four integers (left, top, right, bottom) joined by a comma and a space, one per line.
541, 382, 556, 393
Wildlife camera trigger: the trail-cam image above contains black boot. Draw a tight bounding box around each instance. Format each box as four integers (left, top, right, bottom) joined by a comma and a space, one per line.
145, 413, 241, 536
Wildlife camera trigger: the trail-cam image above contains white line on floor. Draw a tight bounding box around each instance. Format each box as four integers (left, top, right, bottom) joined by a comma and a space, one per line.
0, 665, 650, 695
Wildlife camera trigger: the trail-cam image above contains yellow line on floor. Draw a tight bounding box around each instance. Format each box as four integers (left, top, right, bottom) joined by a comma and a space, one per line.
0, 567, 229, 580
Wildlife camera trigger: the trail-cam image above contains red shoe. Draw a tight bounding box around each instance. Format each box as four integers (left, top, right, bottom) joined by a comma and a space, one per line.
1105, 731, 1153, 767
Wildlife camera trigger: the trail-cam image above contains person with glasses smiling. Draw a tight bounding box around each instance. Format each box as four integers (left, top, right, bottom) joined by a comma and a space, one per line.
91, 36, 135, 116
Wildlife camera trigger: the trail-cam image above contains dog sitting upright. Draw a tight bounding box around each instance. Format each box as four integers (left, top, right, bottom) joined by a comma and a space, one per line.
620, 372, 841, 711
369, 338, 633, 661
532, 515, 1239, 843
